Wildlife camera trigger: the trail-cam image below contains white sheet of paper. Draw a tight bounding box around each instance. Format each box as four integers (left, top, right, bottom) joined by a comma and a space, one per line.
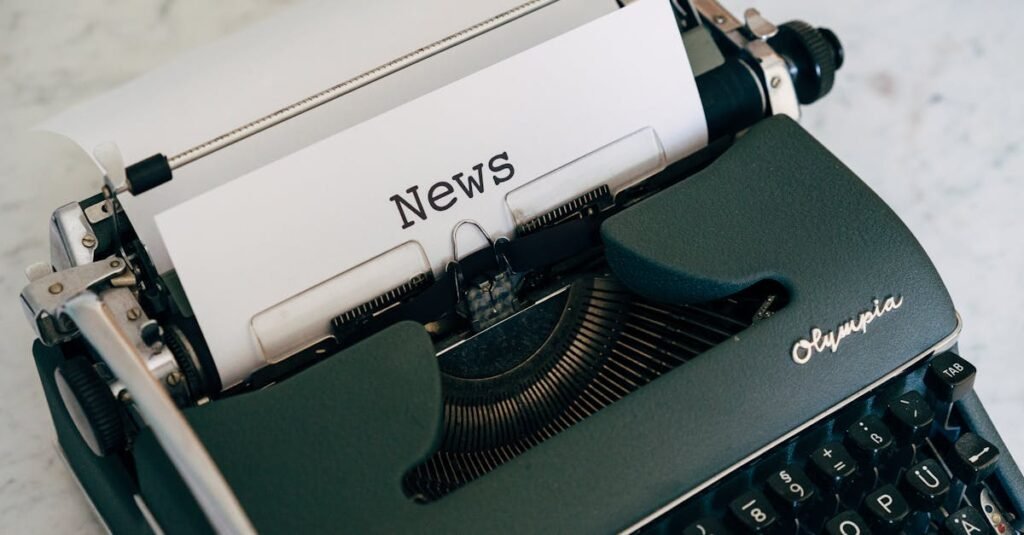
157, 0, 707, 388
41, 0, 619, 273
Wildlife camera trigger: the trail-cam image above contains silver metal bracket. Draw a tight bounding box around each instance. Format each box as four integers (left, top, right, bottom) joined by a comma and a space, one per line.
692, 0, 800, 120
21, 257, 134, 346
83, 198, 115, 225
21, 256, 188, 400
98, 287, 185, 401
743, 8, 777, 40
49, 203, 98, 271
743, 9, 800, 120
693, 0, 746, 48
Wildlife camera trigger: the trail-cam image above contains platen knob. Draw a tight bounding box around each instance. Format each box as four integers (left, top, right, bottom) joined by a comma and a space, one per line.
55, 357, 126, 456
768, 21, 843, 104
164, 325, 206, 399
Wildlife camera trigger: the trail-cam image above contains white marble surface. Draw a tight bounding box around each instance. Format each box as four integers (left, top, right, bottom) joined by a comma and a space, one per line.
1, 1, 1021, 532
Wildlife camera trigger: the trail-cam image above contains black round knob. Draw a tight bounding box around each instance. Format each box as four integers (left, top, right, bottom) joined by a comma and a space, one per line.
767, 21, 843, 104
819, 28, 844, 70
55, 357, 126, 456
164, 325, 205, 399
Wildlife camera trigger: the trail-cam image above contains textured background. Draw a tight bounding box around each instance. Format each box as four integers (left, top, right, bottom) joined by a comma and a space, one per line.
1, 1, 1021, 531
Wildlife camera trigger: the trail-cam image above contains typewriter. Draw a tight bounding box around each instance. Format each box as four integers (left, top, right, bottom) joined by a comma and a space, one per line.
18, 0, 1023, 533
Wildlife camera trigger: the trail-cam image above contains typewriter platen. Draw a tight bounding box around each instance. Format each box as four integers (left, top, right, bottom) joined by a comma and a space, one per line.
18, 0, 1024, 533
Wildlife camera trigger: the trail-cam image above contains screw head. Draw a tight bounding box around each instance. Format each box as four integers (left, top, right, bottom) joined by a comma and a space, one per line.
166, 371, 184, 387
110, 259, 122, 268
714, 15, 726, 24
81, 235, 97, 248
770, 76, 782, 88
48, 282, 64, 294
126, 307, 141, 321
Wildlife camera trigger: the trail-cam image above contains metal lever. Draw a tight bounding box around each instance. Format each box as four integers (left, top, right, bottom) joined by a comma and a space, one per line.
60, 292, 256, 535
692, 0, 800, 119
21, 257, 132, 346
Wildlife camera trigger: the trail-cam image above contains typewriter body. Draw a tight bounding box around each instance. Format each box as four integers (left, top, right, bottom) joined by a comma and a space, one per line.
19, 0, 1024, 533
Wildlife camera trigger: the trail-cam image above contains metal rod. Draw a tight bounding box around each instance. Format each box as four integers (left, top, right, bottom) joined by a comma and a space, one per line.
168, 0, 562, 170
61, 292, 256, 535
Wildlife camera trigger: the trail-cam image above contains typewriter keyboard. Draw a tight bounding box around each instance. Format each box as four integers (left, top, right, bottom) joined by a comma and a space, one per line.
643, 352, 1020, 534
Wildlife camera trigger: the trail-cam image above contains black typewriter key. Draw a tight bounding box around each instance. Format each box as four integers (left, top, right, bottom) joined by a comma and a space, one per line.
942, 506, 994, 535
825, 510, 872, 535
765, 465, 816, 512
900, 458, 950, 511
862, 484, 909, 532
885, 390, 935, 444
949, 432, 1000, 485
926, 352, 977, 402
684, 517, 733, 535
810, 443, 858, 494
845, 415, 895, 465
728, 490, 778, 532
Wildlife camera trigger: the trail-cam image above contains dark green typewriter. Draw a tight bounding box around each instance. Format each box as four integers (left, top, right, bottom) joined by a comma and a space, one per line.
18, 0, 1022, 533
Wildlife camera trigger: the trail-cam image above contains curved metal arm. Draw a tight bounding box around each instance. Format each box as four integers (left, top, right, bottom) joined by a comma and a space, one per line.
61, 291, 256, 534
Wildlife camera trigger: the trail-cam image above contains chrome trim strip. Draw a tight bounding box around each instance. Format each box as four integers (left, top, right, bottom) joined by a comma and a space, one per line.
168, 0, 564, 169
622, 312, 963, 533
61, 292, 256, 534
133, 494, 167, 535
